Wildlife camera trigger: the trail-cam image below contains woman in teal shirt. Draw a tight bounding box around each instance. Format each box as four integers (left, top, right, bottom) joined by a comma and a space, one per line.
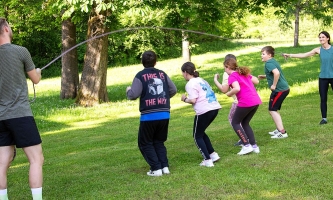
283, 31, 333, 125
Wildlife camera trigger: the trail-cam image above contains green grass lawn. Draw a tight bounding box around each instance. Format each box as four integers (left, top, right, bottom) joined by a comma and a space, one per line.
8, 40, 333, 199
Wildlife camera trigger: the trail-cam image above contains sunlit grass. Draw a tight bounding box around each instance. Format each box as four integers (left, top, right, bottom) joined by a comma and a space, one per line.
11, 40, 333, 199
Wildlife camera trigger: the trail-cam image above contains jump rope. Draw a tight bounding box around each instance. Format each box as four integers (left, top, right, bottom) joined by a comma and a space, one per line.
29, 26, 289, 102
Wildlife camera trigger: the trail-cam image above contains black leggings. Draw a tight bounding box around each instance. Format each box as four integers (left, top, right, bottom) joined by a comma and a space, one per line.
231, 105, 259, 145
193, 109, 219, 160
319, 78, 333, 118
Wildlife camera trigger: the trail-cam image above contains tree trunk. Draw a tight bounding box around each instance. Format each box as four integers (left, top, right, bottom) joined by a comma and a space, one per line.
75, 11, 110, 106
182, 31, 191, 62
293, 3, 301, 47
61, 18, 79, 99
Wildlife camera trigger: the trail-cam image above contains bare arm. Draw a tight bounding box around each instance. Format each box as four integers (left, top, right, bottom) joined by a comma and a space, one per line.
283, 47, 320, 58
226, 81, 240, 97
27, 68, 41, 84
270, 69, 280, 91
251, 75, 259, 85
214, 74, 230, 93
181, 93, 196, 104
258, 75, 266, 79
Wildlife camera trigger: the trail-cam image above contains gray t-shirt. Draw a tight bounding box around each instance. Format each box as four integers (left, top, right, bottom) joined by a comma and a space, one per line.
0, 43, 35, 120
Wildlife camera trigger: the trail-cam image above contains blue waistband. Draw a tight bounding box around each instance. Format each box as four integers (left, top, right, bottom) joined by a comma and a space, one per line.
140, 112, 170, 121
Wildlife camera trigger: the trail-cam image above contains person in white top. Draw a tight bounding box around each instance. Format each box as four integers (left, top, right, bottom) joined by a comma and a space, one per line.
181, 62, 222, 167
214, 54, 246, 146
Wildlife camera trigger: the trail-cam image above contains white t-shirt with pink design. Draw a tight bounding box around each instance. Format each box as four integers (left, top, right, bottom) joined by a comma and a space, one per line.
185, 77, 221, 115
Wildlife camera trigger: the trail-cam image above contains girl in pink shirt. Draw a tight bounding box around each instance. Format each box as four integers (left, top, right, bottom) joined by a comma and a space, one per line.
224, 58, 262, 155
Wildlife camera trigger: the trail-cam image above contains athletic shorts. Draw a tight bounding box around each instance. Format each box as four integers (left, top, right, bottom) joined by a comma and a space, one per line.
269, 89, 290, 111
0, 116, 42, 148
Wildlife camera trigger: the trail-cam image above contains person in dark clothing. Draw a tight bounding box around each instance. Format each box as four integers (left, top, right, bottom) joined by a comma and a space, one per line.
126, 50, 177, 176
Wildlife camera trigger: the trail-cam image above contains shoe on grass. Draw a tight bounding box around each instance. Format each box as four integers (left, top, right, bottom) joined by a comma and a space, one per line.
252, 146, 260, 154
268, 129, 279, 136
210, 152, 220, 162
199, 159, 214, 167
271, 132, 288, 139
147, 169, 162, 176
162, 167, 170, 175
319, 119, 327, 125
237, 145, 253, 155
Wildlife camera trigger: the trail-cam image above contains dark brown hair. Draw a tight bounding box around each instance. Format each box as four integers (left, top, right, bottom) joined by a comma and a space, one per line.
261, 46, 275, 57
319, 31, 331, 45
181, 62, 199, 77
141, 50, 157, 68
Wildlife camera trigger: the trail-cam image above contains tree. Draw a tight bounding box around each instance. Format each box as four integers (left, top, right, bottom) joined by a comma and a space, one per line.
75, 6, 110, 106
60, 0, 123, 106
1, 0, 61, 69
275, 0, 333, 47
61, 17, 79, 99
160, 0, 224, 61
238, 0, 333, 47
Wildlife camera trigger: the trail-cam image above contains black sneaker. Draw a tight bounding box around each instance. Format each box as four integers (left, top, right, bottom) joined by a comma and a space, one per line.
234, 140, 243, 146
319, 119, 327, 125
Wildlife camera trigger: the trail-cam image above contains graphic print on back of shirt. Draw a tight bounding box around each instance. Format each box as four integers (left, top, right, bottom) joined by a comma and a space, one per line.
199, 82, 217, 103
142, 72, 167, 106
148, 78, 166, 98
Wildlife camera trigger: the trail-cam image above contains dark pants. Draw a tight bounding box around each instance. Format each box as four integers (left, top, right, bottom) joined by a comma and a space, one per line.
138, 119, 169, 171
231, 105, 259, 145
193, 109, 219, 160
319, 78, 333, 118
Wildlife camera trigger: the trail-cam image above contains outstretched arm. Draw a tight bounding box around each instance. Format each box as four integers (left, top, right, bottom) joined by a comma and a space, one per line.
282, 47, 320, 59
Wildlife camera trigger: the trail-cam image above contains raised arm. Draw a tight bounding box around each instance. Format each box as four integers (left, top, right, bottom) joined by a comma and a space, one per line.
214, 73, 230, 93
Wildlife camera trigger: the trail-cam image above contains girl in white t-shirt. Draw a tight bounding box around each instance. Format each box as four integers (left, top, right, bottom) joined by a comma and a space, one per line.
181, 62, 222, 167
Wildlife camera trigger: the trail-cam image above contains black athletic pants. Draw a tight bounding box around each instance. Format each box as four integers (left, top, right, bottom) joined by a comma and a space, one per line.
193, 109, 219, 160
319, 78, 333, 118
138, 119, 169, 171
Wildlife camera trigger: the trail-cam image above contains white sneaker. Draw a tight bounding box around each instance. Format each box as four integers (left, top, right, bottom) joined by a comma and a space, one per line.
162, 167, 170, 174
268, 129, 279, 136
271, 132, 288, 139
199, 159, 214, 167
237, 145, 253, 155
147, 169, 162, 176
210, 152, 220, 162
252, 146, 260, 153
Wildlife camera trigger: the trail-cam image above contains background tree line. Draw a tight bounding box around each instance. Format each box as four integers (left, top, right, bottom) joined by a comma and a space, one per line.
0, 0, 332, 106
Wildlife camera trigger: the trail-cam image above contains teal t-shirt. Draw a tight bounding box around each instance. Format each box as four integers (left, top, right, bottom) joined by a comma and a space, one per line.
319, 46, 333, 78
264, 58, 289, 91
